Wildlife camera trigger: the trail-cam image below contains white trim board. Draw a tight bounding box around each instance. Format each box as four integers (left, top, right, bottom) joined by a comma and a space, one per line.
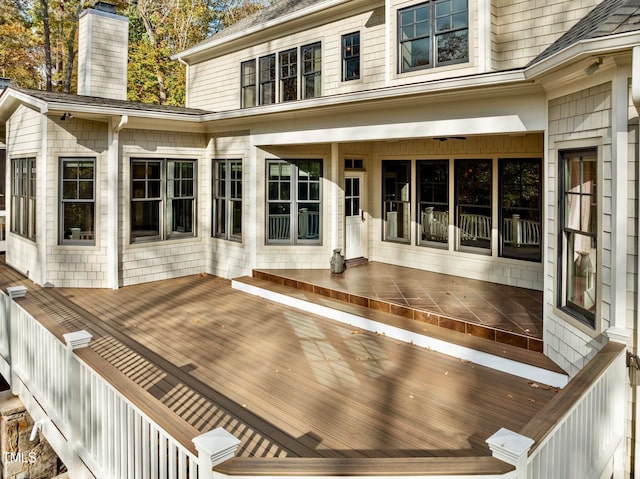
232, 279, 569, 389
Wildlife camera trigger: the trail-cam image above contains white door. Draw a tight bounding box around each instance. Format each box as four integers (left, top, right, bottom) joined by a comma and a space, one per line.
344, 174, 365, 260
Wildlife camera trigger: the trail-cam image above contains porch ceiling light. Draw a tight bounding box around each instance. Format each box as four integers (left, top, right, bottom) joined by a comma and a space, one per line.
584, 57, 603, 76
433, 136, 466, 141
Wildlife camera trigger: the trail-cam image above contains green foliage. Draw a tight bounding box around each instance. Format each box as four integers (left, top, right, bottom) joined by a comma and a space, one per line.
0, 0, 270, 104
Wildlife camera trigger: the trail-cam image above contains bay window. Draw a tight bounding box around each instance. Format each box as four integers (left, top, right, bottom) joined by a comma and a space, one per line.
213, 159, 242, 241
11, 157, 36, 240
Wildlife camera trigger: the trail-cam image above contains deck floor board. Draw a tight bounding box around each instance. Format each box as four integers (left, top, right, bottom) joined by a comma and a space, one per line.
0, 259, 557, 459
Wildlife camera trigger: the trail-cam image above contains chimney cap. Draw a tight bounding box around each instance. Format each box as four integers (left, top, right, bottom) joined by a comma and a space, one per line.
93, 1, 117, 14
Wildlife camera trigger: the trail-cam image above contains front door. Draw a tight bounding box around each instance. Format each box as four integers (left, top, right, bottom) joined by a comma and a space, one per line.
345, 174, 365, 260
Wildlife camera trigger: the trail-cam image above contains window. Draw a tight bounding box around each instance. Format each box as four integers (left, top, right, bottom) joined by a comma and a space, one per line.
60, 158, 95, 244
213, 159, 242, 241
302, 42, 321, 99
383, 161, 411, 243
418, 160, 449, 245
398, 0, 468, 73
455, 159, 491, 251
131, 159, 196, 243
259, 54, 276, 105
558, 149, 597, 327
0, 149, 5, 210
342, 32, 360, 81
10, 157, 36, 240
241, 60, 256, 108
267, 159, 322, 244
499, 159, 542, 262
280, 49, 297, 102
344, 158, 364, 170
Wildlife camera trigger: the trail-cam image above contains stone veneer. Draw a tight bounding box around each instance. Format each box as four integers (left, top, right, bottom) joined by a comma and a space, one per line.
0, 391, 65, 479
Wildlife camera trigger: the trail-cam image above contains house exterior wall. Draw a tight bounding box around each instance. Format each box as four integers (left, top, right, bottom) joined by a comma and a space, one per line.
187, 0, 600, 112
207, 131, 252, 279
119, 129, 207, 286
44, 116, 109, 288
493, 0, 601, 70
5, 105, 42, 284
545, 81, 614, 377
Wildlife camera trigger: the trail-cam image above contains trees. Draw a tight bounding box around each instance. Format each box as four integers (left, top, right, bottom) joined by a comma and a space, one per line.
0, 0, 271, 104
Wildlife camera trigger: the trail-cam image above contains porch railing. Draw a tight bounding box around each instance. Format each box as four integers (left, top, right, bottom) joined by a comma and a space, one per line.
503, 215, 540, 247
0, 288, 239, 479
268, 210, 320, 240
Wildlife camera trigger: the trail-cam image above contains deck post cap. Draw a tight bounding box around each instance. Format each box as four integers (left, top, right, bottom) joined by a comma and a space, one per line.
486, 428, 534, 465
63, 330, 93, 350
193, 427, 241, 466
6, 286, 27, 298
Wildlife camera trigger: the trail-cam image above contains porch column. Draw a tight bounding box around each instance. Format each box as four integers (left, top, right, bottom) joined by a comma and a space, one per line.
107, 115, 128, 290
331, 142, 340, 252
610, 64, 629, 330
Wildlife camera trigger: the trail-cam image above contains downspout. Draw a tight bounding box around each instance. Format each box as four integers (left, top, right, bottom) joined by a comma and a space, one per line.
107, 115, 128, 290
632, 44, 640, 477
39, 106, 49, 287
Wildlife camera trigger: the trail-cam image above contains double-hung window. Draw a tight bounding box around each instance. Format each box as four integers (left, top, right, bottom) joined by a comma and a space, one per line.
398, 0, 468, 73
342, 32, 360, 81
267, 159, 322, 244
302, 43, 321, 99
60, 158, 95, 244
11, 157, 36, 240
259, 54, 276, 105
280, 49, 297, 102
213, 159, 242, 241
558, 149, 597, 327
131, 158, 196, 243
241, 60, 256, 108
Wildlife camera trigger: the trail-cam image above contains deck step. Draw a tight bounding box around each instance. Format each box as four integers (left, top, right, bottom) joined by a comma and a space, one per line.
232, 276, 568, 388
345, 257, 369, 268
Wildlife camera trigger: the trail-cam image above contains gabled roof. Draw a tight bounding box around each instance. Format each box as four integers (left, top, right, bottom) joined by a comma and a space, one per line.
528, 0, 640, 66
4, 87, 211, 116
207, 0, 320, 44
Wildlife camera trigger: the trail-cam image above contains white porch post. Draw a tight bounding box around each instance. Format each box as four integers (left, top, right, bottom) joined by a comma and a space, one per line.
611, 63, 629, 330
486, 428, 534, 478
63, 330, 92, 477
331, 142, 340, 252
193, 428, 240, 479
107, 115, 128, 290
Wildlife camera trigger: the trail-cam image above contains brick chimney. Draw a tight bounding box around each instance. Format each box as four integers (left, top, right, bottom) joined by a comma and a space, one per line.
77, 2, 129, 100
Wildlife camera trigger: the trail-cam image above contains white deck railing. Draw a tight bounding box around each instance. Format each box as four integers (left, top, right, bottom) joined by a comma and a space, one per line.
0, 287, 627, 479
0, 288, 238, 479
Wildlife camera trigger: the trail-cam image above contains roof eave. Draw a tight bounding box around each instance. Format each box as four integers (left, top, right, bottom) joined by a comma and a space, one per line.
173, 0, 346, 64
525, 31, 640, 79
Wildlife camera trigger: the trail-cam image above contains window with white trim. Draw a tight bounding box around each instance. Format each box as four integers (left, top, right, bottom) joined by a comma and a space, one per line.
60, 158, 95, 244
241, 60, 256, 108
130, 158, 196, 243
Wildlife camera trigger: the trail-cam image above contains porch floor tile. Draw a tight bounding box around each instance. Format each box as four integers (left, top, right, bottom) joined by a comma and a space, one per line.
255, 262, 543, 350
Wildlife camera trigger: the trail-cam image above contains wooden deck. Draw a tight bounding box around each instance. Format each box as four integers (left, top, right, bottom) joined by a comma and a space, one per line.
0, 259, 559, 461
